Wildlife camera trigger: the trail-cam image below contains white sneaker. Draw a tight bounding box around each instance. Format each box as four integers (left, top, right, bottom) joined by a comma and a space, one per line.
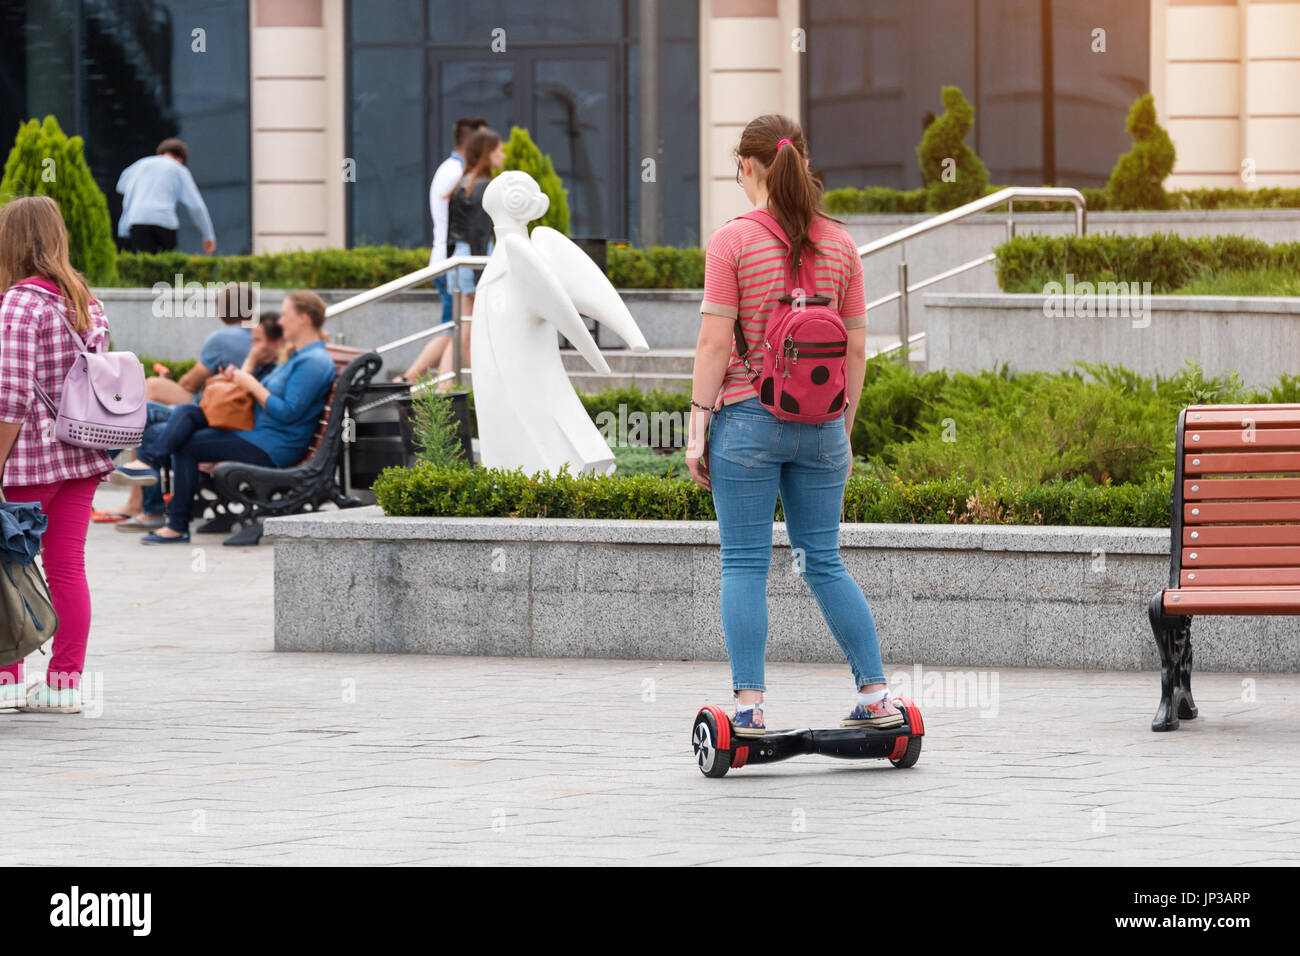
20, 682, 81, 714
0, 682, 26, 710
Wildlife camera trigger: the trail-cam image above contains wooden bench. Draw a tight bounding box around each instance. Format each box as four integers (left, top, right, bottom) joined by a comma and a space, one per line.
1149, 402, 1300, 731
177, 348, 381, 545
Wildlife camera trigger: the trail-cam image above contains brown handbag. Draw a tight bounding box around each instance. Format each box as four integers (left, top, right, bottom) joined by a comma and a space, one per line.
200, 378, 255, 430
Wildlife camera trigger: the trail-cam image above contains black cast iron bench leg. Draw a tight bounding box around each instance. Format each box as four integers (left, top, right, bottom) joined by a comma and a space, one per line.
1149, 593, 1199, 732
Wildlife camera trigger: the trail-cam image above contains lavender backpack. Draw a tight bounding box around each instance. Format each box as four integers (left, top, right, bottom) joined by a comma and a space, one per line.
16, 279, 146, 449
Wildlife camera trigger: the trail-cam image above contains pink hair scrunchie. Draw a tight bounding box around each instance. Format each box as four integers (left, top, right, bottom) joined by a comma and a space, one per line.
777, 138, 793, 151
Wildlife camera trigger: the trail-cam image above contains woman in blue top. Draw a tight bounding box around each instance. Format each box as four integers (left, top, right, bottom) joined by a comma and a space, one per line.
115, 291, 336, 544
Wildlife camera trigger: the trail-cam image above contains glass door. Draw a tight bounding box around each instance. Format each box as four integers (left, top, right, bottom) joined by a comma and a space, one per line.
427, 45, 623, 240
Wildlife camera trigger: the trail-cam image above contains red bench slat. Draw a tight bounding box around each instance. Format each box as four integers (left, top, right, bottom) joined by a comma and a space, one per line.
1184, 428, 1300, 450
1184, 451, 1300, 474
1182, 525, 1300, 546
1185, 406, 1300, 427
1184, 500, 1300, 523
1179, 567, 1300, 587
1183, 477, 1300, 500
1163, 587, 1300, 614
1180, 545, 1300, 567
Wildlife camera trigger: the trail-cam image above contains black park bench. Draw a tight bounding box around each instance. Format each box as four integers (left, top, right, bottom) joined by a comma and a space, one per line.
171, 348, 382, 545
1148, 403, 1300, 731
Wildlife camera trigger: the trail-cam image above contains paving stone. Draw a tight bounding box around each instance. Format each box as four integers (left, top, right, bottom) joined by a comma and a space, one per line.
2, 484, 1294, 865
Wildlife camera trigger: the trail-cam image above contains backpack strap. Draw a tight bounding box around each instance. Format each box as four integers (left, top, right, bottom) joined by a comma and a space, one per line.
11, 281, 90, 353
10, 281, 92, 417
730, 210, 820, 384
736, 209, 818, 292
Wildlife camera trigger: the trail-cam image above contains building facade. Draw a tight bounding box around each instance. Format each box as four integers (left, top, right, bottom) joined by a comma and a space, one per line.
1, 0, 1297, 257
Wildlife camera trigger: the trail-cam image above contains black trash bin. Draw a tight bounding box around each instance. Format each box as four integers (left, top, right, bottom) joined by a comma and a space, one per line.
345, 382, 416, 502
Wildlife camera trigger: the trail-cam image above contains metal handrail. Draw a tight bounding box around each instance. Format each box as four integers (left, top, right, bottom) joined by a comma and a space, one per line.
858, 186, 1087, 349
324, 254, 490, 392
324, 254, 489, 320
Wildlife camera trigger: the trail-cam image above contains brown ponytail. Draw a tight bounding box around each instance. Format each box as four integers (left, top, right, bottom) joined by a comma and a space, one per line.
735, 114, 841, 278
443, 128, 502, 201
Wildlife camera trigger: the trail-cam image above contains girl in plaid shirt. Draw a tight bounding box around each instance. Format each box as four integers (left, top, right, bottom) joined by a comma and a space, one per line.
0, 196, 115, 714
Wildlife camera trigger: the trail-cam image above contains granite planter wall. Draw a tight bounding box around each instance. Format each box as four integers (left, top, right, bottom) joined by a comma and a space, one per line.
922, 292, 1300, 385
265, 508, 1300, 673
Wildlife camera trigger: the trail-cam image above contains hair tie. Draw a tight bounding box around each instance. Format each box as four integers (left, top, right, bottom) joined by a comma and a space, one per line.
777, 138, 793, 151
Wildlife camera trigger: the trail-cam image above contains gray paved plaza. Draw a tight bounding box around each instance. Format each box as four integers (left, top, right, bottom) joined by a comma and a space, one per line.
2, 485, 1300, 866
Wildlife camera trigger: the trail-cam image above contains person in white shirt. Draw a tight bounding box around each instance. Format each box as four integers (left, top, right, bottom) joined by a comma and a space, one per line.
394, 117, 488, 384
116, 138, 216, 254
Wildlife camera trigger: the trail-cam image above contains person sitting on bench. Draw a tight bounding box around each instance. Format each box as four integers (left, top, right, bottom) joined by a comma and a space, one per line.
111, 310, 286, 530
110, 291, 336, 544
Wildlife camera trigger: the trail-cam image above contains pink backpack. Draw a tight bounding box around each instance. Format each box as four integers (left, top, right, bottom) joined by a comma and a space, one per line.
732, 210, 848, 423
15, 278, 146, 449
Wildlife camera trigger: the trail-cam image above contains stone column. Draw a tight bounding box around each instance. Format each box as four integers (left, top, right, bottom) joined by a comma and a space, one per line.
698, 0, 802, 240
250, 0, 346, 252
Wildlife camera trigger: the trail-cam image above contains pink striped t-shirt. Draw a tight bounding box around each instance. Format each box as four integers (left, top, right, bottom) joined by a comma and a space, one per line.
700, 214, 866, 407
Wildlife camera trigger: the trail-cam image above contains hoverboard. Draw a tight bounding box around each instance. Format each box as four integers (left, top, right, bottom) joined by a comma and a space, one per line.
691, 697, 924, 777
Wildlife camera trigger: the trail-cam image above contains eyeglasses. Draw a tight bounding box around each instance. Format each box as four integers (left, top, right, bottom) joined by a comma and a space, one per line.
735, 159, 743, 185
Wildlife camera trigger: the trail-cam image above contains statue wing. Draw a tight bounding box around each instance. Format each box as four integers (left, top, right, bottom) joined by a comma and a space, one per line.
530, 227, 650, 352
502, 233, 609, 374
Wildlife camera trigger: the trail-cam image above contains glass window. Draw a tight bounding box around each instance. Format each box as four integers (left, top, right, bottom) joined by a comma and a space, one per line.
349, 0, 423, 44
349, 1, 700, 248
1051, 0, 1149, 187
350, 45, 425, 247
0, 0, 252, 254
803, 0, 1150, 191
534, 57, 615, 236
427, 0, 622, 43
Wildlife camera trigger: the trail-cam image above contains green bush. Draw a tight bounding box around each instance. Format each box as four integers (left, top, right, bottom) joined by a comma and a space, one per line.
137, 354, 196, 379
824, 181, 1300, 215
1105, 93, 1176, 211
114, 243, 703, 290
609, 442, 689, 478
0, 115, 118, 285
916, 86, 990, 211
372, 459, 1173, 527
824, 186, 929, 215
1171, 187, 1300, 210
116, 245, 432, 289
411, 381, 470, 469
502, 126, 570, 235
605, 243, 704, 289
995, 231, 1300, 293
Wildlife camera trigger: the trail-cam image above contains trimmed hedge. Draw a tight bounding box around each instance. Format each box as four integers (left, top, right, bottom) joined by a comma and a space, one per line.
994, 232, 1300, 294
115, 243, 704, 291
372, 460, 1174, 527
605, 243, 704, 288
824, 182, 1300, 216
117, 246, 432, 290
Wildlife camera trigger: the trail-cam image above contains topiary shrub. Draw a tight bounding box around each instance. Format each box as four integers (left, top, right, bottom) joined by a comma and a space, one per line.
0, 115, 118, 285
502, 126, 570, 235
1105, 93, 1175, 211
916, 86, 990, 211
410, 380, 470, 469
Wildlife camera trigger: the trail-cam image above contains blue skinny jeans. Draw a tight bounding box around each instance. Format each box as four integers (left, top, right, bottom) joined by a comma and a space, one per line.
707, 396, 887, 692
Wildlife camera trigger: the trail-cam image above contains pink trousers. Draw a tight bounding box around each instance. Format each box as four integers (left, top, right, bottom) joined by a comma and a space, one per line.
1, 474, 99, 690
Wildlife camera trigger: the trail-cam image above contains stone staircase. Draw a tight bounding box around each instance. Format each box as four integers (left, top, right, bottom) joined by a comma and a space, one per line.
561, 335, 924, 393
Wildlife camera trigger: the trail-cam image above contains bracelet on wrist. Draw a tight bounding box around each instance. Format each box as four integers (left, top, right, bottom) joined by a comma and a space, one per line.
690, 398, 717, 412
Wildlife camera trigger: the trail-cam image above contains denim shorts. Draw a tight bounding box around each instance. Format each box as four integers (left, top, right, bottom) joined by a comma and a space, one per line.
449, 239, 493, 294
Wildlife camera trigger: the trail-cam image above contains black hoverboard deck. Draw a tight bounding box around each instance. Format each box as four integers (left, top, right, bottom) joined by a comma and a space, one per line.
691, 697, 924, 777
